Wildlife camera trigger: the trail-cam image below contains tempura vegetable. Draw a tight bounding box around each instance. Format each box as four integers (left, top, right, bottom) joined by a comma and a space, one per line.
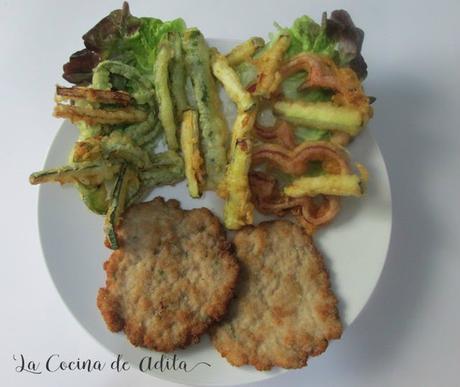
183, 28, 228, 189
29, 162, 119, 186
154, 38, 178, 150
77, 183, 109, 215
124, 113, 162, 146
169, 32, 189, 120
180, 110, 204, 198
55, 86, 131, 106
273, 100, 364, 136
252, 34, 290, 98
211, 48, 255, 112
222, 110, 257, 230
53, 104, 148, 126
104, 164, 133, 249
140, 151, 185, 187
284, 174, 363, 197
226, 37, 265, 66
92, 61, 154, 106
31, 3, 375, 246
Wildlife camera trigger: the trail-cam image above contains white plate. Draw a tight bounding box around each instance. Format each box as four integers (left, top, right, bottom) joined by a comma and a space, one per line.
38, 39, 392, 386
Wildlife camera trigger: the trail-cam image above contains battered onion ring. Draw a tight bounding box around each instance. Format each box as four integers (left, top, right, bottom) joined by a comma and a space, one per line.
279, 53, 372, 121
280, 53, 340, 91
254, 120, 296, 149
249, 171, 340, 234
252, 141, 351, 176
294, 195, 341, 228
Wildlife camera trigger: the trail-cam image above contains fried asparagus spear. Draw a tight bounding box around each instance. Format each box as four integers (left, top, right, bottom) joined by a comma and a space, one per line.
183, 28, 228, 189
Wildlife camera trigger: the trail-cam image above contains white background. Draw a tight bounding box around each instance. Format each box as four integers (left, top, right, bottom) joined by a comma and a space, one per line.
1, 0, 459, 386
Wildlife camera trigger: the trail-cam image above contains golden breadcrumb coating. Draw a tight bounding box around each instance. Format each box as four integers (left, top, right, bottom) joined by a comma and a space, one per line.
97, 197, 239, 352
211, 220, 342, 370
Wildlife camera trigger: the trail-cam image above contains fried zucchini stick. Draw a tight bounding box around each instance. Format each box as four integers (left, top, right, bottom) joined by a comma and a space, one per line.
55, 86, 131, 106
222, 110, 257, 230
226, 37, 265, 66
284, 174, 364, 197
253, 34, 290, 98
104, 164, 134, 249
154, 38, 178, 150
183, 28, 228, 189
169, 32, 189, 121
211, 48, 255, 112
180, 110, 204, 197
273, 100, 364, 136
53, 104, 147, 125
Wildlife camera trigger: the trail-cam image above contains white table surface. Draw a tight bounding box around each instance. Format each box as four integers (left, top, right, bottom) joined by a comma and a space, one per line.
1, 1, 459, 386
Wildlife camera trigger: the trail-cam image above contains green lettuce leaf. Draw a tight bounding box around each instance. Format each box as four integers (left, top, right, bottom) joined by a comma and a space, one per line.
63, 2, 185, 84
280, 15, 336, 59
272, 10, 367, 79
106, 17, 185, 78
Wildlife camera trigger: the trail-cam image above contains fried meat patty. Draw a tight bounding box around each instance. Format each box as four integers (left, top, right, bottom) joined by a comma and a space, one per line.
97, 197, 239, 352
211, 220, 342, 370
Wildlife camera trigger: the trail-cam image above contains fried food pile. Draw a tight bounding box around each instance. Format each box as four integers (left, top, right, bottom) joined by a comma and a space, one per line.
30, 3, 372, 242
30, 2, 375, 371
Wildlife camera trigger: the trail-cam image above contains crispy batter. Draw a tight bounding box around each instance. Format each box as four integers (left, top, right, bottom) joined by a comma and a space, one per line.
97, 197, 239, 352
56, 85, 132, 106
211, 221, 342, 370
249, 172, 341, 234
279, 53, 372, 122
252, 141, 351, 176
54, 104, 147, 125
254, 120, 297, 149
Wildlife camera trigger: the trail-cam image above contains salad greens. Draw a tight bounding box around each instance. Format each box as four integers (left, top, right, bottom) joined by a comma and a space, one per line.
63, 2, 185, 84
272, 10, 367, 79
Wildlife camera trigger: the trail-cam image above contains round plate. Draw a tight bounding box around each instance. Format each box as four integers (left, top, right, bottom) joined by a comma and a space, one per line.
38, 39, 392, 386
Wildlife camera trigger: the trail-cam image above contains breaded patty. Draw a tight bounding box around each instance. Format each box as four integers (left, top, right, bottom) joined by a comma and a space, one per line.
211, 220, 342, 370
97, 197, 239, 352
